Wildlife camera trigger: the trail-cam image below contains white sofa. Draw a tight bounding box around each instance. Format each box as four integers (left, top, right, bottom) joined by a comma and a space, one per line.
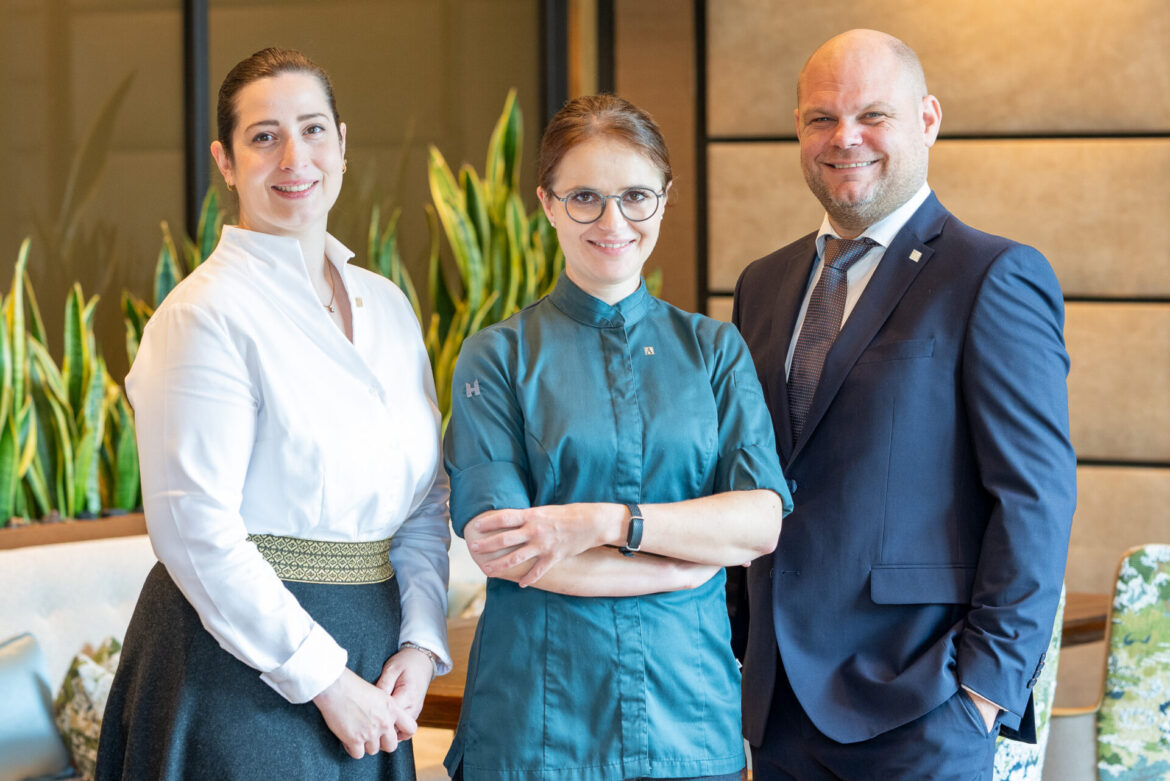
0, 535, 158, 695
0, 533, 156, 781
0, 530, 482, 781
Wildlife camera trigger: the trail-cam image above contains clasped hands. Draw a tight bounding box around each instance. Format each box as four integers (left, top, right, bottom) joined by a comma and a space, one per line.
466, 503, 624, 587
313, 645, 435, 759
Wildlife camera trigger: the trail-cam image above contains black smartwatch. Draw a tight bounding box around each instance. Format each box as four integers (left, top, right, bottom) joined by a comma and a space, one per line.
620, 503, 644, 557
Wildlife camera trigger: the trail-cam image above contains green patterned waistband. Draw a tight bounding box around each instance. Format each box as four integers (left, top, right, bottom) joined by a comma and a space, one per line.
247, 534, 395, 584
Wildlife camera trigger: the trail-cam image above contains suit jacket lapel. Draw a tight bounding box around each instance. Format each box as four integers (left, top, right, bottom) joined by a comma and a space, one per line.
768, 233, 818, 462
791, 195, 950, 459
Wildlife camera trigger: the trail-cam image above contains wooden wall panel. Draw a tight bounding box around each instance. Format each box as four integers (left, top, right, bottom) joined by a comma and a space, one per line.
708, 303, 1170, 463
1066, 303, 1170, 461
708, 139, 1170, 297
931, 139, 1170, 298
707, 0, 1170, 137
707, 142, 815, 291
616, 0, 698, 312
707, 294, 733, 321
1067, 466, 1170, 593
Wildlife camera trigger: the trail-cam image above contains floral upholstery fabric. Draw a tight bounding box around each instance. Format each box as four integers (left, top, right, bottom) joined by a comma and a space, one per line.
993, 586, 1065, 781
1098, 544, 1170, 780
53, 636, 121, 781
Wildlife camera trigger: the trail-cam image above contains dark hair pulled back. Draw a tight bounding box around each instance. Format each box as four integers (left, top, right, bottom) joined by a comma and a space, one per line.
216, 47, 340, 157
537, 94, 672, 193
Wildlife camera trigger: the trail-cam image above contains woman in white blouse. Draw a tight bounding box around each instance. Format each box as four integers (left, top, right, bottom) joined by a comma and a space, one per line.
96, 48, 450, 780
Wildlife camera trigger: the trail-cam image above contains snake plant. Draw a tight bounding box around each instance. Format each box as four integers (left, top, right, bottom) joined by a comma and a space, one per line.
373, 89, 564, 425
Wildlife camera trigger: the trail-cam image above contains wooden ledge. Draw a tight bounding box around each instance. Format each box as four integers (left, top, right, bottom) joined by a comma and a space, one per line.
0, 513, 147, 550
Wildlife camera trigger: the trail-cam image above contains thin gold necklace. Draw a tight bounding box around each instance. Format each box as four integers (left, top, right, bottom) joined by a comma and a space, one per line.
323, 262, 337, 313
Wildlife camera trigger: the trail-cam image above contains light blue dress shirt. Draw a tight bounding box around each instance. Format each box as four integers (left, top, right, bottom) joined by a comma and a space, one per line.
443, 274, 791, 781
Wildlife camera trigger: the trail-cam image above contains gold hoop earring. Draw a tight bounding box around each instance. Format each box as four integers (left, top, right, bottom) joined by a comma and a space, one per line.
226, 182, 235, 192
342, 159, 348, 174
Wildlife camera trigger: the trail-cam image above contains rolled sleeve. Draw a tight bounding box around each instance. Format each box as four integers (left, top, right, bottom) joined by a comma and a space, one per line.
447, 462, 532, 534
260, 622, 349, 703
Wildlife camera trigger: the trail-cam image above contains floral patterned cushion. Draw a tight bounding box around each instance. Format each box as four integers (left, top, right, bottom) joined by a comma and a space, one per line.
992, 586, 1065, 781
52, 637, 121, 781
1097, 544, 1170, 780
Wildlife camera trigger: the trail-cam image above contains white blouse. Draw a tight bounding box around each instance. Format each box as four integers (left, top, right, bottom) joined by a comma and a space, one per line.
127, 226, 451, 704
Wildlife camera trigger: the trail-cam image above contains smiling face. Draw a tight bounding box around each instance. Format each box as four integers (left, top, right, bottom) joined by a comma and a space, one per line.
211, 71, 346, 242
539, 136, 669, 304
795, 31, 941, 237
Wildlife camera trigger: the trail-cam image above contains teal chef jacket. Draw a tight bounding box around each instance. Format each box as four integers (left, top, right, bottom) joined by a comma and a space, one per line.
443, 274, 792, 781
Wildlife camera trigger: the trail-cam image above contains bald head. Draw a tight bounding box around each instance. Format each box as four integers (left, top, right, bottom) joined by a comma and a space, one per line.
792, 28, 941, 235
797, 29, 927, 106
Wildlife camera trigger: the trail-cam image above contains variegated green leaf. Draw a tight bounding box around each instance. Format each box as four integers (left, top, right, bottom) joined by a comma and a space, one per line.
154, 221, 184, 307
195, 187, 221, 265
0, 418, 19, 520
6, 238, 30, 411
63, 283, 87, 416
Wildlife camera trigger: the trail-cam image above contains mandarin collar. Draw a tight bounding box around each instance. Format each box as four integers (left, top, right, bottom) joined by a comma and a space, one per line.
219, 225, 355, 272
548, 273, 650, 329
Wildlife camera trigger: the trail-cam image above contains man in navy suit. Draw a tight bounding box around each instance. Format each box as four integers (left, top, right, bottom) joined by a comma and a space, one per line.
732, 29, 1077, 779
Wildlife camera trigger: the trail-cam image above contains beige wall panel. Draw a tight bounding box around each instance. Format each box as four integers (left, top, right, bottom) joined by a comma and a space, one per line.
209, 0, 540, 298
931, 139, 1170, 298
211, 3, 448, 148
707, 295, 733, 322
69, 8, 183, 150
450, 1, 540, 170
707, 0, 1170, 137
1067, 466, 1170, 594
617, 0, 697, 312
1066, 303, 1170, 462
709, 139, 1170, 297
707, 142, 820, 291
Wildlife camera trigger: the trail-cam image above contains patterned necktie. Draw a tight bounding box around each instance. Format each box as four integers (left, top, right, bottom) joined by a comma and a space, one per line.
787, 237, 877, 443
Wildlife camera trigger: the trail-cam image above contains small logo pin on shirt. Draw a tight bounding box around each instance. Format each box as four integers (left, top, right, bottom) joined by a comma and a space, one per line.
355, 297, 364, 307
643, 346, 655, 356
465, 380, 481, 398
908, 249, 922, 263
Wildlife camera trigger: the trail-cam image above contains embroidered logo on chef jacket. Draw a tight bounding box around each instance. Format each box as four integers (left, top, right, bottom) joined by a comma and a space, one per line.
465, 380, 481, 398
643, 346, 655, 355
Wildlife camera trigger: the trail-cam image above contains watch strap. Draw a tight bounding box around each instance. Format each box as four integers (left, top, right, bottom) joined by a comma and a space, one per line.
620, 503, 644, 557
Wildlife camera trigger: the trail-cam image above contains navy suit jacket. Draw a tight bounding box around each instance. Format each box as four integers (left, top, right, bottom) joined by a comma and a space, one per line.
732, 194, 1076, 745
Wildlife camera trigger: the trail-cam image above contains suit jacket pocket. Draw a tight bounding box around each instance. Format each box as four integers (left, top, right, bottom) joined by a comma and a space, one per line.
855, 337, 935, 364
870, 564, 976, 605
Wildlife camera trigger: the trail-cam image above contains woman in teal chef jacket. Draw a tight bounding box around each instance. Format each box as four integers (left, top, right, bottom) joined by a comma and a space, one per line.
443, 94, 793, 781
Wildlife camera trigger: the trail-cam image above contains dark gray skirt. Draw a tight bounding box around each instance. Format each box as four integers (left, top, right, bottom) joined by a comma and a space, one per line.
95, 562, 416, 780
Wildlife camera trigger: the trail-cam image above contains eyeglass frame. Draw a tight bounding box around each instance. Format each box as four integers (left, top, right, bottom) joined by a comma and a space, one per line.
546, 186, 666, 224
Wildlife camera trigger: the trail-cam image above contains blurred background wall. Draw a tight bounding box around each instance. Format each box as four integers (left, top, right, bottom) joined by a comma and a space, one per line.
1, 0, 539, 381
2, 0, 1166, 594
691, 0, 1170, 598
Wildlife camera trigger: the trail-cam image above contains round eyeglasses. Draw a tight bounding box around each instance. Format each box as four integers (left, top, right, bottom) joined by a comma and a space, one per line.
549, 187, 665, 224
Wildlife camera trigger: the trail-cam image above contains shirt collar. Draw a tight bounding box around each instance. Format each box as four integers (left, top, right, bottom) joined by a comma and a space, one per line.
815, 182, 932, 256
548, 273, 650, 328
219, 225, 356, 270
